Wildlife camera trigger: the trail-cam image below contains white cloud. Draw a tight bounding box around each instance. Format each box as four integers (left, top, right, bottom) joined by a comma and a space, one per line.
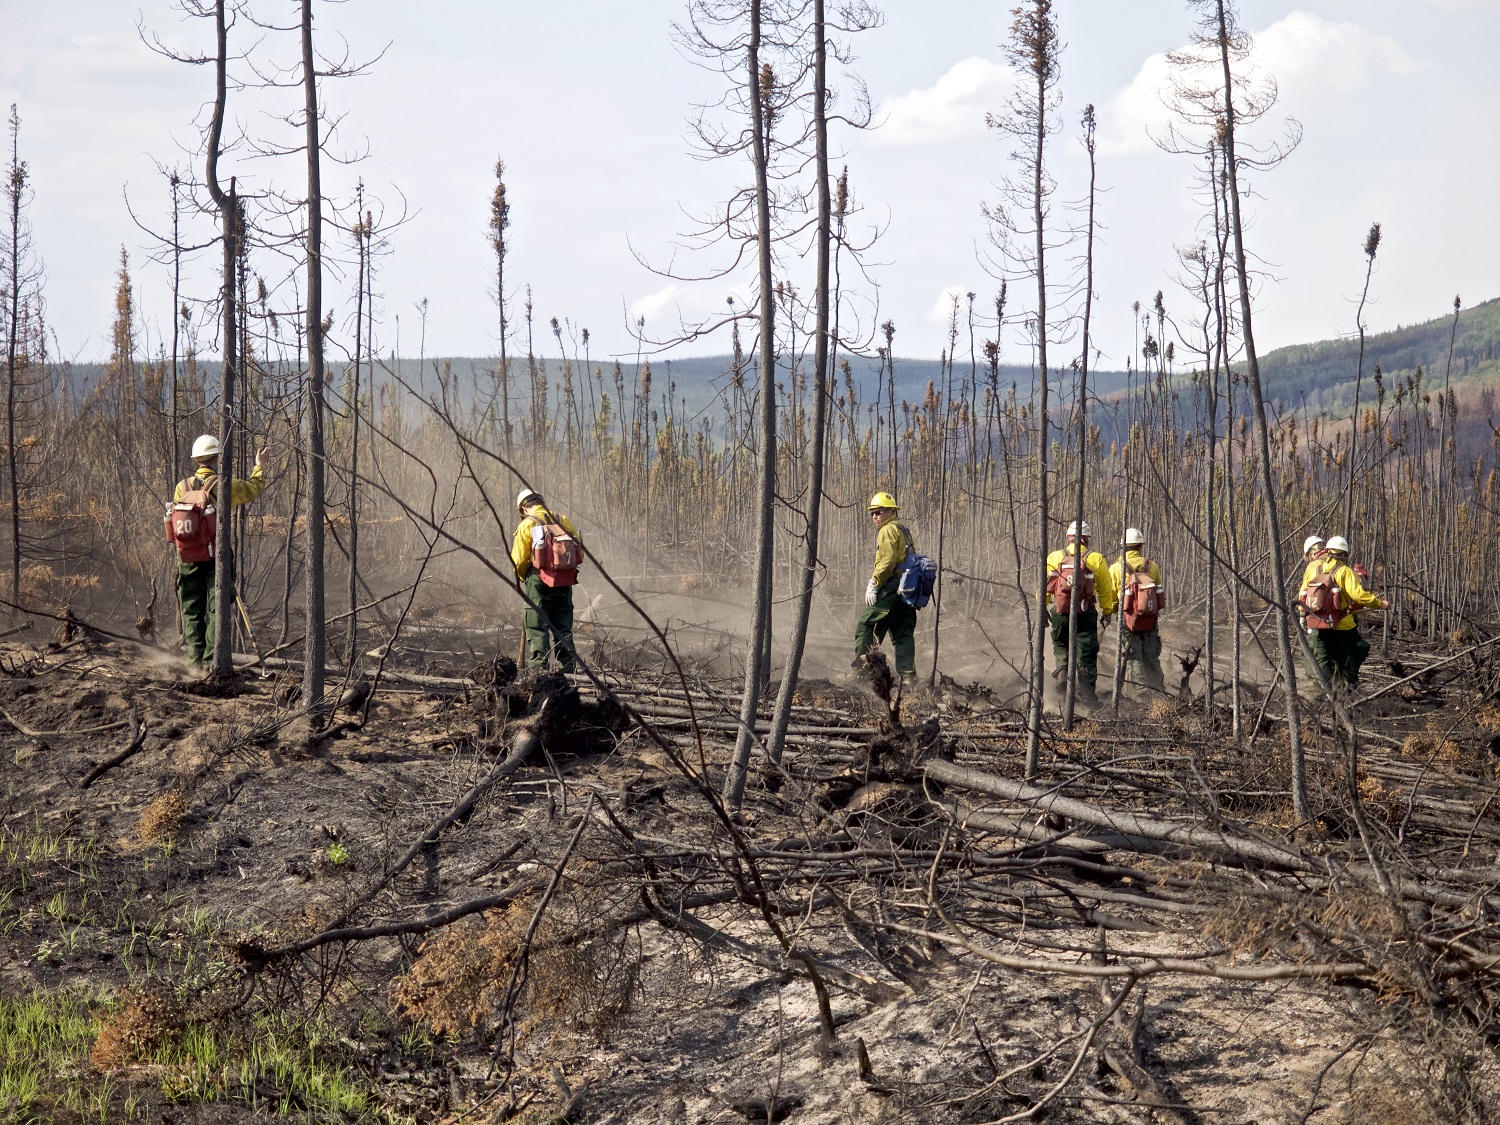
1103, 11, 1425, 154
927, 285, 969, 325
629, 285, 680, 324
1256, 11, 1424, 92
876, 57, 1019, 146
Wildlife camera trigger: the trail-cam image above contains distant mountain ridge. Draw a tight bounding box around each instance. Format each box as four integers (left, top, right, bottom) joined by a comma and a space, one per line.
1258, 295, 1500, 411
59, 297, 1500, 422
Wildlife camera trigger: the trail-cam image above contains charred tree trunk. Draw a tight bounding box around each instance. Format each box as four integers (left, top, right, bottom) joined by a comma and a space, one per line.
1062, 106, 1097, 730
767, 0, 831, 765
205, 0, 238, 680
1018, 0, 1060, 777
3, 107, 24, 615
725, 0, 776, 809
1214, 0, 1307, 819
301, 0, 328, 716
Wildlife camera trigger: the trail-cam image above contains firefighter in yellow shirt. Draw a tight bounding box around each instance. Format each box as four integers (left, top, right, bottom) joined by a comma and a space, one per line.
1045, 521, 1117, 703
172, 434, 269, 669
1108, 527, 1165, 692
854, 492, 916, 682
511, 489, 583, 671
1297, 534, 1387, 688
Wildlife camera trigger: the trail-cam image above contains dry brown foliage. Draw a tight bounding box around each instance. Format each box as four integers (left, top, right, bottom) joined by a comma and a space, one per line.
1356, 772, 1405, 828
1401, 733, 1463, 765
1146, 696, 1178, 724
392, 881, 636, 1045
90, 989, 183, 1070
1475, 702, 1500, 732
135, 789, 187, 843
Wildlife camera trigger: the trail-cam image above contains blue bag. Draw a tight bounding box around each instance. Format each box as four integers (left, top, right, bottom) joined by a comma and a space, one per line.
897, 549, 938, 609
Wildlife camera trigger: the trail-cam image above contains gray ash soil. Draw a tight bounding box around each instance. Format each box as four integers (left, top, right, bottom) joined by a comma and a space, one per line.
2, 633, 1497, 1124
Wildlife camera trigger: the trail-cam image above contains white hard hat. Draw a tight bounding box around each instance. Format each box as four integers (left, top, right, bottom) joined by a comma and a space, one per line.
191, 434, 221, 459
1124, 527, 1145, 547
1325, 535, 1350, 555
1066, 520, 1092, 539
1303, 535, 1324, 556
517, 488, 542, 512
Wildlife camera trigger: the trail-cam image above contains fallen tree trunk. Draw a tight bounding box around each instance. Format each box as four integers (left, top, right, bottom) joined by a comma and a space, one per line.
326, 720, 544, 929
925, 759, 1310, 871
79, 713, 147, 789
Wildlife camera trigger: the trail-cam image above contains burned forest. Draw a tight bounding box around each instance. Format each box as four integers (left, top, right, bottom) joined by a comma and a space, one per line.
5, 1, 1500, 1123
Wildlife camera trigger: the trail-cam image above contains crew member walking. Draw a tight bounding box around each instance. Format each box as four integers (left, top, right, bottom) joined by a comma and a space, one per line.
1045, 520, 1117, 704
511, 489, 583, 671
168, 434, 268, 670
854, 492, 917, 683
1298, 534, 1388, 688
1109, 527, 1166, 693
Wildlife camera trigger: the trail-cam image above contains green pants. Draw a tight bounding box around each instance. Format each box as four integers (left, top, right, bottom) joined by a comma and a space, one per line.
1305, 625, 1370, 688
177, 560, 217, 666
1122, 628, 1164, 691
523, 574, 575, 671
854, 580, 916, 677
1050, 607, 1100, 700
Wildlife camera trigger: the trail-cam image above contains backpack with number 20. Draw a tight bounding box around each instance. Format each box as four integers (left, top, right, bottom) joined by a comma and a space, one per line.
164, 476, 217, 564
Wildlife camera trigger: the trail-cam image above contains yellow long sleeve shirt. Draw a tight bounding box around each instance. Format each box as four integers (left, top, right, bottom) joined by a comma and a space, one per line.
1108, 551, 1164, 607
1300, 555, 1380, 630
173, 463, 267, 507
511, 506, 582, 582
871, 520, 914, 586
1045, 545, 1117, 615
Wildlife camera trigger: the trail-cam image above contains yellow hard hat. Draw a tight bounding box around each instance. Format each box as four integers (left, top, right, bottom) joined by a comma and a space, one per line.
867, 492, 898, 511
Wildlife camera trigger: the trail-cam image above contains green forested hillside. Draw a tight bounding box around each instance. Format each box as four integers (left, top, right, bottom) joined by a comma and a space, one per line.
1259, 295, 1500, 411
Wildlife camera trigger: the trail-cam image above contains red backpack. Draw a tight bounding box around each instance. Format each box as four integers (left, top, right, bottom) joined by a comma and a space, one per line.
1300, 563, 1343, 630
165, 475, 217, 564
1121, 561, 1162, 634
1047, 551, 1095, 614
530, 518, 581, 587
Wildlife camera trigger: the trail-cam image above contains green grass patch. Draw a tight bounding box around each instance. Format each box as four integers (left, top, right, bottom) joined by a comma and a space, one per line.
1, 984, 409, 1123
0, 986, 125, 1124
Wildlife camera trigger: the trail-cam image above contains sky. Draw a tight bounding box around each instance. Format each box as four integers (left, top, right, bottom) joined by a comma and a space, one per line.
2, 0, 1496, 370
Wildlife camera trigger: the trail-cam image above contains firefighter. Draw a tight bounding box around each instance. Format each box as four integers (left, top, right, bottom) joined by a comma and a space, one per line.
511, 489, 582, 671
1108, 527, 1165, 692
853, 492, 917, 683
172, 434, 269, 669
1298, 534, 1388, 688
1045, 520, 1117, 703
1295, 535, 1326, 633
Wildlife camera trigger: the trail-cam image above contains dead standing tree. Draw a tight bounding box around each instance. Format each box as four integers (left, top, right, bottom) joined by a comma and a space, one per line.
1061, 104, 1098, 731
2, 105, 36, 614
1166, 0, 1307, 815
663, 0, 810, 809
1206, 0, 1308, 818
489, 158, 513, 457
298, 0, 328, 716
764, 0, 880, 771
140, 0, 245, 674
986, 0, 1065, 776
204, 0, 241, 681
726, 1, 778, 809
1343, 221, 1381, 540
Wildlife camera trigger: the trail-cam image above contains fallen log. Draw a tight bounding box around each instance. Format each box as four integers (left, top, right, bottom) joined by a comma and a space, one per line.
80, 713, 148, 789
925, 759, 1310, 871
237, 878, 549, 967
934, 801, 1214, 863
2, 708, 130, 739
325, 719, 544, 929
